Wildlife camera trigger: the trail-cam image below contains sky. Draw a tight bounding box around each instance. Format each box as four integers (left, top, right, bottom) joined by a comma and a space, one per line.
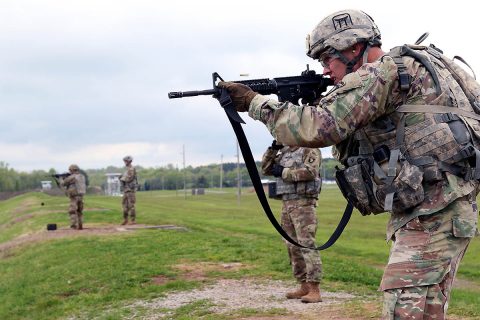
0, 0, 478, 172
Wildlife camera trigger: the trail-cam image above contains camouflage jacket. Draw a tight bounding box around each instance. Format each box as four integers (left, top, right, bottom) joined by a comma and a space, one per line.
60, 173, 86, 197
249, 53, 477, 239
121, 165, 137, 192
262, 146, 322, 200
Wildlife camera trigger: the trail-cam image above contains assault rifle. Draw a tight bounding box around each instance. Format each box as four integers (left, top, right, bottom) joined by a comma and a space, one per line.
50, 172, 71, 187
168, 65, 333, 105
51, 172, 71, 179
167, 67, 350, 251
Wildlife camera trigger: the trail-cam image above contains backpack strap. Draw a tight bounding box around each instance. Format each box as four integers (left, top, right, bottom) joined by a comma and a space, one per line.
397, 104, 480, 180
397, 104, 480, 121
388, 45, 442, 96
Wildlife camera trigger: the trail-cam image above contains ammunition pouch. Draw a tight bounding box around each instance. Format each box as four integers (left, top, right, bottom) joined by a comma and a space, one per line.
275, 176, 321, 199
335, 156, 424, 216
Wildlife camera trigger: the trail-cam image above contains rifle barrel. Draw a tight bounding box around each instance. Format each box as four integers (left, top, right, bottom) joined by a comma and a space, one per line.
168, 89, 217, 99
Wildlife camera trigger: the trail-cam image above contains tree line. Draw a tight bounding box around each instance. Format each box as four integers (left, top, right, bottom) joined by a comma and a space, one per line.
0, 158, 340, 193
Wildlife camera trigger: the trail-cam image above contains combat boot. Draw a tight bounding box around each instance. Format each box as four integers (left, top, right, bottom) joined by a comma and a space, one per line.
121, 219, 128, 225
129, 220, 136, 225
78, 223, 83, 230
285, 281, 309, 299
301, 282, 322, 303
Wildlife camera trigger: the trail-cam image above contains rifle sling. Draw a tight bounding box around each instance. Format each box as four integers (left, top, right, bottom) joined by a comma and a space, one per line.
218, 89, 353, 250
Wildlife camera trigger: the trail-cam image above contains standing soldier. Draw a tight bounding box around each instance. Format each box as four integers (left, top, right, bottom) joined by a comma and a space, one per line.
59, 164, 86, 230
120, 155, 138, 225
219, 9, 480, 318
262, 140, 323, 303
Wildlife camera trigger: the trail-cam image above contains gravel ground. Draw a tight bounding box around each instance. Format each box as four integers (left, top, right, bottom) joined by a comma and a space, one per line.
125, 279, 357, 319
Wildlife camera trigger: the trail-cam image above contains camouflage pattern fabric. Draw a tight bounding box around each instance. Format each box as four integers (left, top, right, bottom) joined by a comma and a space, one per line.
61, 173, 86, 197
121, 163, 137, 221
279, 147, 322, 184
306, 10, 381, 59
248, 54, 477, 238
68, 195, 84, 229
263, 146, 322, 199
262, 146, 322, 283
121, 165, 137, 192
61, 173, 86, 228
248, 47, 479, 318
122, 192, 136, 221
281, 198, 322, 283
381, 198, 475, 318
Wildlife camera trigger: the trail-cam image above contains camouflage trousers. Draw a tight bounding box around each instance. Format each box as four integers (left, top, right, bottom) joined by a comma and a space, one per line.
122, 191, 136, 221
381, 198, 477, 319
68, 195, 84, 228
281, 197, 322, 283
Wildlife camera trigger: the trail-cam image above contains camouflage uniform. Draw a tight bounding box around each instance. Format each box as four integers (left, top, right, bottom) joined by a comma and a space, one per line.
262, 146, 323, 286
246, 12, 479, 317
120, 163, 137, 223
60, 171, 86, 230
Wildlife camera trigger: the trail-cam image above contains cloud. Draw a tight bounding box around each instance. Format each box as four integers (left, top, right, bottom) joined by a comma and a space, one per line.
0, 0, 478, 171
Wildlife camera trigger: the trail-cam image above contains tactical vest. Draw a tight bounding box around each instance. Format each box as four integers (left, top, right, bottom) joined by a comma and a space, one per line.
67, 173, 86, 197
122, 167, 138, 192
336, 43, 480, 215
275, 147, 322, 200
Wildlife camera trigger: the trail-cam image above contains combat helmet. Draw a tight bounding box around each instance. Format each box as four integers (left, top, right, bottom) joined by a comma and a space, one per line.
306, 10, 381, 73
123, 155, 133, 162
68, 164, 80, 172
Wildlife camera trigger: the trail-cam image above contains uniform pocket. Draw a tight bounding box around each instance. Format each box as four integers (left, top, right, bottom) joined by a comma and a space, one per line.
375, 160, 424, 214
380, 258, 451, 290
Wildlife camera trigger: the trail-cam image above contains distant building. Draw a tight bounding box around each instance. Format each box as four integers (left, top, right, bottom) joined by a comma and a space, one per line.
41, 181, 53, 190
105, 173, 122, 196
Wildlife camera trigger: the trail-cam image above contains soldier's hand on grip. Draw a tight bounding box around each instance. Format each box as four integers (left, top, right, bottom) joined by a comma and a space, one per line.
217, 81, 258, 112
272, 164, 284, 177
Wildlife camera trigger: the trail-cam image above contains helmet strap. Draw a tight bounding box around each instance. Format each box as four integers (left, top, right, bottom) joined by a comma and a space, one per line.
335, 43, 370, 75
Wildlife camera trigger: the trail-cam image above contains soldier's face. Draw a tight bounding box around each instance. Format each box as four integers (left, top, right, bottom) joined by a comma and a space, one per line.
321, 44, 363, 84
321, 55, 346, 84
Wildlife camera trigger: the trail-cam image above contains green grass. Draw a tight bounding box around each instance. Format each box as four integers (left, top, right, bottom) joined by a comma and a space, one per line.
0, 186, 479, 319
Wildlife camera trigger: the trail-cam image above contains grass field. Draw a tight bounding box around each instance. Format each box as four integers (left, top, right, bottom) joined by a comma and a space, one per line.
0, 186, 479, 319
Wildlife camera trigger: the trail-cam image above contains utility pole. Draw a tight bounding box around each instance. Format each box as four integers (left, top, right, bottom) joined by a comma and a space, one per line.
220, 154, 223, 189
182, 144, 186, 199
175, 164, 178, 197
236, 140, 241, 204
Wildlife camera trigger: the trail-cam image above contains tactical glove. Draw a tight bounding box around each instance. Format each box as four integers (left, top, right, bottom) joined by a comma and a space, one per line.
272, 164, 284, 177
270, 140, 283, 150
217, 81, 258, 112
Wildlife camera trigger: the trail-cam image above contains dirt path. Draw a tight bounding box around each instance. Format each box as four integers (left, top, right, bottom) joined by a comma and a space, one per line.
0, 224, 186, 258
